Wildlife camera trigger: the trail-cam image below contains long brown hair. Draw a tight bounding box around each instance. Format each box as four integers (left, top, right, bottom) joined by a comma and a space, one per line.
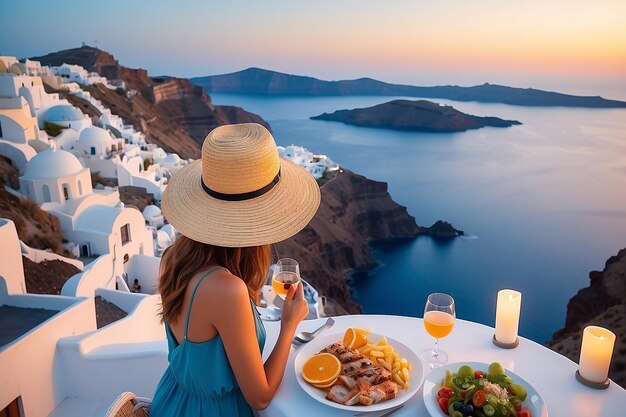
158, 235, 271, 324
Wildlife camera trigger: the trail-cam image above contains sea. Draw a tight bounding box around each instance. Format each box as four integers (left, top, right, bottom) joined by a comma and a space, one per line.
210, 93, 626, 344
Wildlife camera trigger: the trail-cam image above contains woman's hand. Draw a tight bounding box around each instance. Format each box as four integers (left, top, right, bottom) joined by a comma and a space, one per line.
280, 282, 308, 332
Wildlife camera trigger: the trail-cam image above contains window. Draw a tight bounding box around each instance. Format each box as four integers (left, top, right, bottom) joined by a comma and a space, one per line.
42, 185, 51, 202
0, 397, 22, 417
0, 120, 3, 137
62, 184, 70, 200
77, 180, 83, 195
121, 223, 131, 245
90, 146, 96, 155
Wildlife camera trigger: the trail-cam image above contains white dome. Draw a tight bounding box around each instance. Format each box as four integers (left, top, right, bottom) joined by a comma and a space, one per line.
79, 126, 112, 147
142, 204, 162, 220
152, 148, 167, 160
23, 148, 84, 180
162, 154, 181, 166
44, 105, 84, 123
156, 230, 172, 249
159, 224, 177, 241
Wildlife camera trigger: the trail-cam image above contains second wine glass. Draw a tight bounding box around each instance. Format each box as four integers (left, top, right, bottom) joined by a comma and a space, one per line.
420, 292, 455, 367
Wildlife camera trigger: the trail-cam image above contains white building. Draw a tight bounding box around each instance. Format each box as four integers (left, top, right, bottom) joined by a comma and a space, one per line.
278, 145, 339, 180
0, 97, 39, 173
142, 205, 164, 228
0, 218, 96, 417
0, 71, 61, 117
19, 148, 91, 204
43, 104, 92, 132
52, 63, 109, 87
18, 149, 154, 276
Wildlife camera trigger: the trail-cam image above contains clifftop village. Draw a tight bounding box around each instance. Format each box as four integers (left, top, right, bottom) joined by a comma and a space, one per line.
0, 55, 338, 417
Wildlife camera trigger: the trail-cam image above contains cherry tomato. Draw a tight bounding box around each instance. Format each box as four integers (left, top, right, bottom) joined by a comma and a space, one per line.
515, 404, 522, 412
517, 409, 532, 417
438, 397, 450, 414
474, 370, 485, 379
460, 390, 467, 399
472, 390, 486, 408
438, 387, 454, 399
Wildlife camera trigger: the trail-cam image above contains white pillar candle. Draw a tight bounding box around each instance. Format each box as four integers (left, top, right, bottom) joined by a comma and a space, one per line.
579, 326, 615, 383
494, 289, 522, 344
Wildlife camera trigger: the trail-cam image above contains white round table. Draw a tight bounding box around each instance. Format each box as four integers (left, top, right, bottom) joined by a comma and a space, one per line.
259, 315, 625, 417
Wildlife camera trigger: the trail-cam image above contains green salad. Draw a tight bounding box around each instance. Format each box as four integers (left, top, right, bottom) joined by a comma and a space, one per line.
436, 363, 532, 417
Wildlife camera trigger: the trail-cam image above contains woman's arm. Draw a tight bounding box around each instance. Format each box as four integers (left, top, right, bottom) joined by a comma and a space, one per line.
206, 273, 308, 410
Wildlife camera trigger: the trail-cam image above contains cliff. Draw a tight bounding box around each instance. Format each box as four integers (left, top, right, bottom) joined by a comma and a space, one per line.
311, 100, 520, 132
191, 67, 626, 108
32, 46, 269, 159
547, 248, 626, 388
275, 169, 461, 314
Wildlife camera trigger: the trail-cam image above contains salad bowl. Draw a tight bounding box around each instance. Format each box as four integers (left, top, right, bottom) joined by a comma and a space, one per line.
423, 361, 548, 417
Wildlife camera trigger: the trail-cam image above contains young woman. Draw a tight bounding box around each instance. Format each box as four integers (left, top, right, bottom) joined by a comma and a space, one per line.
151, 123, 321, 416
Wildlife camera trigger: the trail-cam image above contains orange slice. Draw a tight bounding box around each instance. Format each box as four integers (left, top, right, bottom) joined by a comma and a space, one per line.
343, 327, 368, 349
354, 327, 371, 338
312, 377, 339, 389
302, 353, 341, 386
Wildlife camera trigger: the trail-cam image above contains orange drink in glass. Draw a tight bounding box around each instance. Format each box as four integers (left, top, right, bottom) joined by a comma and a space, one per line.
271, 258, 300, 300
424, 310, 455, 339
420, 293, 455, 366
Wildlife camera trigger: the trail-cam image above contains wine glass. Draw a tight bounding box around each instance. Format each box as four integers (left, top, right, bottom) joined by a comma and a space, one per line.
420, 293, 455, 366
271, 258, 301, 300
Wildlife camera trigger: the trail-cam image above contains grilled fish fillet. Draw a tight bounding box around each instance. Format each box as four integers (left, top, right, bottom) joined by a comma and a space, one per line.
320, 342, 396, 406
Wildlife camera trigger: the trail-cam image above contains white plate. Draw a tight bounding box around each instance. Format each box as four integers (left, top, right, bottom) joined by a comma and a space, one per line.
422, 362, 548, 417
294, 332, 424, 413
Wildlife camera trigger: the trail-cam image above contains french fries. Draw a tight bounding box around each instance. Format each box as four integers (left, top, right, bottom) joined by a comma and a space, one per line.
358, 334, 411, 390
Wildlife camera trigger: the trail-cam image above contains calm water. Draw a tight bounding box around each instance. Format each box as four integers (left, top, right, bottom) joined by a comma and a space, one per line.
211, 93, 626, 343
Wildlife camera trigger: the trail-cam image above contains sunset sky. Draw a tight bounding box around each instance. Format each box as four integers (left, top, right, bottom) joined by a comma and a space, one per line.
1, 0, 625, 98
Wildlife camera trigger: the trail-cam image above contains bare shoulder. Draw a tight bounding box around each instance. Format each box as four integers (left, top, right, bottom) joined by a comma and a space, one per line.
195, 267, 249, 303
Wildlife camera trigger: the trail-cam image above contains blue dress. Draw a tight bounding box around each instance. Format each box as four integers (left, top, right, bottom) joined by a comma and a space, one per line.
151, 266, 266, 417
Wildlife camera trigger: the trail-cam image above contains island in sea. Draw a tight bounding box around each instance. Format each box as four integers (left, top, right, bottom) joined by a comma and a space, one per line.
191, 67, 626, 108
310, 99, 521, 132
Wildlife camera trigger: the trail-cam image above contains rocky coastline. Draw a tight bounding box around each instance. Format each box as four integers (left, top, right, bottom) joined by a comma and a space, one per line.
275, 169, 462, 315
547, 248, 626, 388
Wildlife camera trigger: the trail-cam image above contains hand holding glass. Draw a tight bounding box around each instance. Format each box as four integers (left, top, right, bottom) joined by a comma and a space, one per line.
271, 258, 301, 300
420, 293, 455, 366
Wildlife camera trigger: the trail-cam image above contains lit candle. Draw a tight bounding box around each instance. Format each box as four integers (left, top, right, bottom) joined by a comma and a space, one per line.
579, 326, 615, 383
494, 289, 521, 345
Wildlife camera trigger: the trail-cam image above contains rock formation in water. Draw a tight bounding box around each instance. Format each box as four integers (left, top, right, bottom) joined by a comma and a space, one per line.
32, 46, 269, 159
311, 100, 521, 132
547, 248, 626, 388
191, 67, 626, 108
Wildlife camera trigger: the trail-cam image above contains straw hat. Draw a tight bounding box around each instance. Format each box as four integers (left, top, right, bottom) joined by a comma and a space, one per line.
161, 123, 320, 247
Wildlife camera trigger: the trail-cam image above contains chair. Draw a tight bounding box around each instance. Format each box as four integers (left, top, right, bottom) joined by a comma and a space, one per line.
104, 391, 151, 417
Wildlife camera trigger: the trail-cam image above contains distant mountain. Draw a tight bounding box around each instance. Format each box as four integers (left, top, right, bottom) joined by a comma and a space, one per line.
191, 68, 626, 108
31, 47, 269, 159
311, 99, 521, 132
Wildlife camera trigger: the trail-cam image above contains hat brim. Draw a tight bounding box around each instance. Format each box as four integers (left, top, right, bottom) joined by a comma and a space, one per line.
161, 157, 321, 247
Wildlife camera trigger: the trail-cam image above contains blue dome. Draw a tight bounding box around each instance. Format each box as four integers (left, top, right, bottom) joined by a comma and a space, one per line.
44, 105, 84, 123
